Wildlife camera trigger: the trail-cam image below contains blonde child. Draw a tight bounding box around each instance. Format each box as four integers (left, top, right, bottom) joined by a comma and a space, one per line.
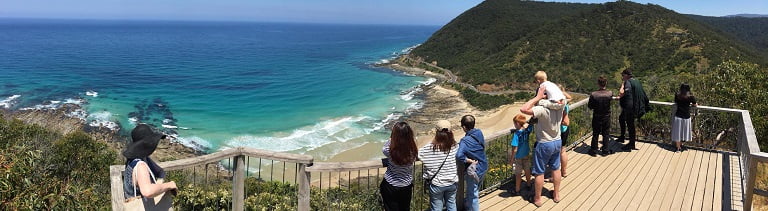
509, 114, 533, 194
534, 71, 566, 110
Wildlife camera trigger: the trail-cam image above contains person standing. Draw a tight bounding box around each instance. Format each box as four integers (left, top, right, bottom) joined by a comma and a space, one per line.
672, 83, 698, 152
509, 114, 533, 195
588, 76, 614, 156
521, 87, 563, 207
419, 120, 459, 211
617, 69, 649, 151
381, 122, 418, 211
456, 115, 488, 211
558, 85, 572, 177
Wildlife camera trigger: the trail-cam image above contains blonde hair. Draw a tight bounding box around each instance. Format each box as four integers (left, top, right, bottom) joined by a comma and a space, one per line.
534, 71, 547, 82
514, 114, 527, 126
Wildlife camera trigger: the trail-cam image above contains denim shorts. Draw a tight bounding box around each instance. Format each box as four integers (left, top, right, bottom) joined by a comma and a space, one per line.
532, 140, 562, 175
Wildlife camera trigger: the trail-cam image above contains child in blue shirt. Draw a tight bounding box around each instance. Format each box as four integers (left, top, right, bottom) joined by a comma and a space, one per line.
509, 114, 533, 194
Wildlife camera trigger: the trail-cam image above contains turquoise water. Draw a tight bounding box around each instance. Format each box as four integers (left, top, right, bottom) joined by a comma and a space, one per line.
0, 19, 438, 159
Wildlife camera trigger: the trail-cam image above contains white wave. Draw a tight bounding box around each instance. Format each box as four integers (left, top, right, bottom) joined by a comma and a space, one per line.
179, 127, 190, 130
175, 136, 213, 152
1, 95, 21, 109
86, 91, 98, 97
223, 116, 371, 152
163, 119, 173, 124
400, 87, 421, 101
162, 124, 178, 129
66, 109, 88, 120
128, 117, 138, 122
87, 111, 120, 131
50, 100, 61, 104
64, 98, 84, 105
372, 112, 402, 131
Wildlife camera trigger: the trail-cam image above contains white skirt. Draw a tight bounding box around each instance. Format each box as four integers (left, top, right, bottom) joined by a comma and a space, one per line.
671, 116, 692, 142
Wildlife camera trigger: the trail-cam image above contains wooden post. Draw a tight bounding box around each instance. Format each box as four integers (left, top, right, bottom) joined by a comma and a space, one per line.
457, 161, 465, 210
232, 155, 245, 211
298, 163, 311, 211
110, 165, 125, 211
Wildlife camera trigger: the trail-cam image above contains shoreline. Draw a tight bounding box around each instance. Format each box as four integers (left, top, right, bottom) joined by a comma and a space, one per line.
324, 60, 523, 162
2, 105, 202, 162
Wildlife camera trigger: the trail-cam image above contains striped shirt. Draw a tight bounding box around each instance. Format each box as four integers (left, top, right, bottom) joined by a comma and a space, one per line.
383, 140, 415, 187
418, 143, 459, 187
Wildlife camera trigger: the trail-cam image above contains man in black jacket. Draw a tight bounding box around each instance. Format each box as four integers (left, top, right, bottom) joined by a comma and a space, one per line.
617, 69, 648, 151
588, 76, 613, 156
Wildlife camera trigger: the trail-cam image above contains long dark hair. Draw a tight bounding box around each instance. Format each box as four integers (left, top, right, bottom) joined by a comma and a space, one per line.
389, 122, 417, 166
676, 83, 693, 101
432, 128, 456, 153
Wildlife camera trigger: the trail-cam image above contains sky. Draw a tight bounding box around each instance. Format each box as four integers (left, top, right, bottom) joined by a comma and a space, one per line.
0, 0, 766, 25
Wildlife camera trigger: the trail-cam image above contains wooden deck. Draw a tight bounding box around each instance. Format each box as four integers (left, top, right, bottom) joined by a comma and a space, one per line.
479, 138, 744, 211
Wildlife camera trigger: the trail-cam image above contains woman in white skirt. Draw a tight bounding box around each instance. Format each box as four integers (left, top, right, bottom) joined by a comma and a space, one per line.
672, 83, 697, 152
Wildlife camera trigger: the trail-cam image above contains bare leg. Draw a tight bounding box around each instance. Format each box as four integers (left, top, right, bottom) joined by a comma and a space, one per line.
560, 148, 568, 177
515, 174, 522, 192
552, 169, 562, 202
534, 174, 544, 206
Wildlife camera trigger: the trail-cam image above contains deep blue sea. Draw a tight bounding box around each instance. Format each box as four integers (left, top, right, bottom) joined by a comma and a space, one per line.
0, 19, 438, 160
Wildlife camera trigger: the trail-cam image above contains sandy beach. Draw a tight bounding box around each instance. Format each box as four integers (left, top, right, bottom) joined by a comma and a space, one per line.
324, 80, 523, 162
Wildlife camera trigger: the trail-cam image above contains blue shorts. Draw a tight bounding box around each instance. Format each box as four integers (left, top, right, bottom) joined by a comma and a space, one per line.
532, 140, 562, 175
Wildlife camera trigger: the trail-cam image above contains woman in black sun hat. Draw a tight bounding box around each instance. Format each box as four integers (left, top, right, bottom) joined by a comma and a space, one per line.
122, 124, 178, 201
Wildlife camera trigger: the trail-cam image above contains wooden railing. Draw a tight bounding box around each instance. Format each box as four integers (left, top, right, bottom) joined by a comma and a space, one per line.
109, 98, 763, 210
109, 147, 313, 211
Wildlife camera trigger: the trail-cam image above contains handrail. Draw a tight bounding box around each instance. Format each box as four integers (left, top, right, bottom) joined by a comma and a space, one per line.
109, 147, 313, 211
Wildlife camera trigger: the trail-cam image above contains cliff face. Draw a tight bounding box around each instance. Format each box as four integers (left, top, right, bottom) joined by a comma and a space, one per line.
410, 0, 767, 93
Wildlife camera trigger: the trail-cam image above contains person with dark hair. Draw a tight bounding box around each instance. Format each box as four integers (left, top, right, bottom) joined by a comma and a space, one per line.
419, 120, 459, 211
672, 83, 698, 152
588, 76, 614, 156
123, 124, 178, 206
617, 69, 649, 151
381, 121, 418, 211
521, 87, 563, 207
456, 115, 487, 211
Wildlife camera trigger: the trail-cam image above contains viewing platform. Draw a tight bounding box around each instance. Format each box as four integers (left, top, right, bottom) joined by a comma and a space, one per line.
480, 139, 743, 210
110, 99, 766, 210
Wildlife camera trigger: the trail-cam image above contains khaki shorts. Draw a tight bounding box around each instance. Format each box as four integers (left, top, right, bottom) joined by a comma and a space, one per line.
514, 156, 531, 175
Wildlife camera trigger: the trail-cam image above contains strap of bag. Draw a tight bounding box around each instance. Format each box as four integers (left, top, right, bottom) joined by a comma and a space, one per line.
428, 151, 451, 182
131, 160, 158, 198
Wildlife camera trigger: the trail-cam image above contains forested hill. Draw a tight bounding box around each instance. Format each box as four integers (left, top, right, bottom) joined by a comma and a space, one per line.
688, 14, 768, 53
409, 0, 767, 93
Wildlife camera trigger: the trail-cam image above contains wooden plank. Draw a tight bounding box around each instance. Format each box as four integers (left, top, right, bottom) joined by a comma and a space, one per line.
298, 163, 311, 211
110, 165, 125, 211
645, 144, 690, 210
158, 147, 241, 171
693, 151, 715, 211
680, 149, 705, 211
627, 143, 675, 210
513, 140, 625, 210
240, 147, 313, 163
481, 139, 600, 210
552, 140, 645, 210
575, 140, 654, 210
604, 140, 666, 210
232, 155, 245, 211
712, 152, 723, 210
306, 160, 383, 172
663, 147, 698, 210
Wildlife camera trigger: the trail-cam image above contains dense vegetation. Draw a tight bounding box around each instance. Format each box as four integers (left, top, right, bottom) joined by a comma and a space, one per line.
688, 15, 768, 54
412, 0, 766, 92
0, 116, 119, 209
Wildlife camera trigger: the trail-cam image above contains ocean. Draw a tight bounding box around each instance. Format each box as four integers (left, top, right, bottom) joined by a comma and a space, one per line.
0, 19, 439, 160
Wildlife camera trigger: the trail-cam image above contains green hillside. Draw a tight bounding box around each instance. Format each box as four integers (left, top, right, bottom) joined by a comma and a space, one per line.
411, 0, 767, 93
688, 15, 768, 53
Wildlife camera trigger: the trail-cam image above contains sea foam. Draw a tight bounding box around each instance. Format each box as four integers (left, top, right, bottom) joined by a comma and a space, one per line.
0, 95, 21, 109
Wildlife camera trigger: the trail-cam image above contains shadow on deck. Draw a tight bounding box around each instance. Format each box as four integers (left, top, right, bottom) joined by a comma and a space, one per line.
479, 138, 743, 211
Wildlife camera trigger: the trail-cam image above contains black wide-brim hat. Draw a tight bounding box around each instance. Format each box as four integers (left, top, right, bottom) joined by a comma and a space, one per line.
122, 124, 166, 159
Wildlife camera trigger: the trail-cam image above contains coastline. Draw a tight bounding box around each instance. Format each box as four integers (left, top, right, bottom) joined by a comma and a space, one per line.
324, 60, 523, 162
2, 105, 202, 162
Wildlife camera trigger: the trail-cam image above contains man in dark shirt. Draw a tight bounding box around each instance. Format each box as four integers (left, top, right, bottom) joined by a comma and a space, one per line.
588, 76, 613, 156
618, 69, 640, 151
